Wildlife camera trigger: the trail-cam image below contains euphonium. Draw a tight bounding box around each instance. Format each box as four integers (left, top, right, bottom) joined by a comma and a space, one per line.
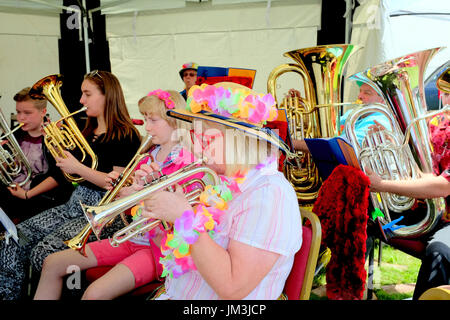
29, 74, 98, 183
345, 47, 446, 238
0, 107, 32, 187
64, 134, 153, 256
80, 159, 219, 247
267, 44, 362, 204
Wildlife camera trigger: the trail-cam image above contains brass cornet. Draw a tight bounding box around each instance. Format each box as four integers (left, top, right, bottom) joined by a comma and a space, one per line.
29, 74, 98, 183
0, 107, 32, 187
81, 159, 219, 247
64, 134, 153, 256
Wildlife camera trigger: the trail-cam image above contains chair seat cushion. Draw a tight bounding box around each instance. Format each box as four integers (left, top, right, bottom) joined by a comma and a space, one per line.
386, 238, 426, 259
85, 266, 162, 297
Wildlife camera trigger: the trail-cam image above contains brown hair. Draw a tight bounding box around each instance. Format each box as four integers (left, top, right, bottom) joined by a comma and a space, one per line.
82, 70, 140, 142
13, 87, 47, 111
138, 90, 185, 128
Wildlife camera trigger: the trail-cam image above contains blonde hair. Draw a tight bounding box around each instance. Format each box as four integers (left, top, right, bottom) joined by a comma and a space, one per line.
138, 90, 185, 128
13, 87, 47, 111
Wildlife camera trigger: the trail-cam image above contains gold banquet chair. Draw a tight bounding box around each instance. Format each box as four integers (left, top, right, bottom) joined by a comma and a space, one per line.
419, 286, 450, 300
283, 208, 322, 300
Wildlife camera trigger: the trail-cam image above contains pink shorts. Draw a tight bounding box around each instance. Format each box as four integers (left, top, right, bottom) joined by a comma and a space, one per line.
88, 239, 163, 288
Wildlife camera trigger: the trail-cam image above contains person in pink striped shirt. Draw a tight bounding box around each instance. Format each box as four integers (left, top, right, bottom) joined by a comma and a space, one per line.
142, 82, 303, 300
33, 89, 200, 300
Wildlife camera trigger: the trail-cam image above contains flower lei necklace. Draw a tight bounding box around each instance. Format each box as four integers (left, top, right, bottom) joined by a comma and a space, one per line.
158, 155, 277, 279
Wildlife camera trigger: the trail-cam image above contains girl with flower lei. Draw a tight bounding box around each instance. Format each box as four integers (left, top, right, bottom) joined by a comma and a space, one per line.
140, 82, 302, 300
34, 89, 199, 300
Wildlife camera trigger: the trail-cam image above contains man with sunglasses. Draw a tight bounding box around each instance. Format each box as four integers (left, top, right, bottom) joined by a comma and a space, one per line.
179, 62, 198, 100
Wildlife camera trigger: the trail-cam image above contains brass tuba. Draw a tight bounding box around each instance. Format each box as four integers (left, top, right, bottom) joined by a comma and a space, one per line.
267, 44, 362, 205
64, 134, 153, 256
29, 74, 98, 183
345, 47, 446, 238
80, 159, 219, 247
0, 107, 32, 187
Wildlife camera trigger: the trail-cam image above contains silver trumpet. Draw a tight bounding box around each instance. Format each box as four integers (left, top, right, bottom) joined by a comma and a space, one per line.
80, 159, 220, 247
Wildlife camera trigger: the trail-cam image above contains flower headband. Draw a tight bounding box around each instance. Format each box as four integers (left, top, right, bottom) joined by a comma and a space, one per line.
186, 84, 278, 126
147, 89, 175, 109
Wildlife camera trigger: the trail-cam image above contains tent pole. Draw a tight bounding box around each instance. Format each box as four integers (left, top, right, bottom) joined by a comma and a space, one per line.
344, 0, 353, 43
82, 0, 90, 73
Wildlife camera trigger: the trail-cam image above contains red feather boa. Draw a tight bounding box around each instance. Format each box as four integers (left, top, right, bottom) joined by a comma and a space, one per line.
312, 164, 371, 300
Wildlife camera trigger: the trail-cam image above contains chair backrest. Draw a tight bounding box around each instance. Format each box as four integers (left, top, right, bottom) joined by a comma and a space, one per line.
283, 208, 322, 300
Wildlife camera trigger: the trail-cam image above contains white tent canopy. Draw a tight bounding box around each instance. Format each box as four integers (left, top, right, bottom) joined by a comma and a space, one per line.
0, 0, 449, 131
345, 0, 450, 102
0, 0, 321, 132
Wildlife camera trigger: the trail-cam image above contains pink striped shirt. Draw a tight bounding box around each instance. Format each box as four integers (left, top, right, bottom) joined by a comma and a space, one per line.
160, 166, 302, 299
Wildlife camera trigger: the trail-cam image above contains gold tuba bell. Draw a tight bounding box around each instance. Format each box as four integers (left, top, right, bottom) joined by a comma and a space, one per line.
267, 44, 362, 205
81, 159, 219, 247
345, 48, 447, 238
29, 74, 98, 183
0, 106, 32, 187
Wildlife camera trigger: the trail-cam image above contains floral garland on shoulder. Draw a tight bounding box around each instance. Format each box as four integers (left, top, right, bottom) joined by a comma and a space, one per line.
158, 155, 277, 279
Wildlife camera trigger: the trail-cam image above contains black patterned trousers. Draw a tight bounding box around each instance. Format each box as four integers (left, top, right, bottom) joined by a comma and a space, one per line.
413, 223, 450, 300
0, 185, 104, 300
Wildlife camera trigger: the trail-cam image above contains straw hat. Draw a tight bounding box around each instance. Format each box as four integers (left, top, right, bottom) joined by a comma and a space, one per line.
166, 82, 292, 155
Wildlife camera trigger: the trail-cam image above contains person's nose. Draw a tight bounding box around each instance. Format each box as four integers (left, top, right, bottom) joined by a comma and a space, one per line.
145, 122, 153, 134
16, 114, 25, 122
358, 92, 365, 103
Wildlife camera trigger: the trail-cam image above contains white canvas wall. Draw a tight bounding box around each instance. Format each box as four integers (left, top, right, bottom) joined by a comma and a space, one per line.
106, 0, 321, 133
0, 12, 61, 122
0, 1, 321, 133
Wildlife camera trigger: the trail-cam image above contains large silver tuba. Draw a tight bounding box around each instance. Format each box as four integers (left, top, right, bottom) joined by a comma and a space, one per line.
345, 48, 446, 238
0, 105, 32, 187
80, 159, 220, 247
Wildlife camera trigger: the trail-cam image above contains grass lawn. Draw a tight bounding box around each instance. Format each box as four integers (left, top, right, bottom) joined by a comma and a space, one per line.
311, 241, 422, 300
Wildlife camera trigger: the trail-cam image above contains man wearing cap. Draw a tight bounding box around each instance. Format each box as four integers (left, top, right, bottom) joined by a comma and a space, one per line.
291, 82, 389, 152
179, 62, 199, 100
